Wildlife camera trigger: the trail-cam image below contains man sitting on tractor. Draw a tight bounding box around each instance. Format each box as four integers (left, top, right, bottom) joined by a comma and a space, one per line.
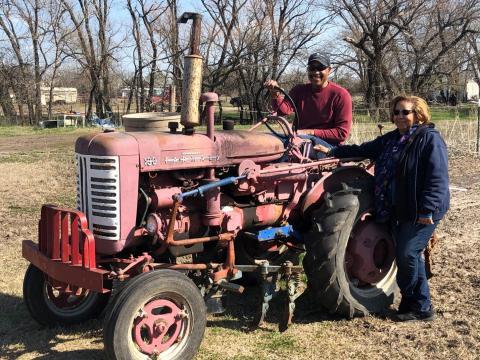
264, 52, 353, 158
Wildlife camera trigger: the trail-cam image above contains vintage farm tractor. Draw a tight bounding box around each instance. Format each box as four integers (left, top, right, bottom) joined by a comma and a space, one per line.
22, 13, 397, 360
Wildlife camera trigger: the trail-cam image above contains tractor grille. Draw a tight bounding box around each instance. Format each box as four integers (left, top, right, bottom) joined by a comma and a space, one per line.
76, 154, 120, 241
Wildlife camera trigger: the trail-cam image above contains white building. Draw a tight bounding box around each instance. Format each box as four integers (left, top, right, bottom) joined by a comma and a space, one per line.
40, 87, 78, 106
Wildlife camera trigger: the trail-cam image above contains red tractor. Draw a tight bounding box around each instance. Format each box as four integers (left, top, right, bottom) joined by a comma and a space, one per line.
22, 13, 397, 360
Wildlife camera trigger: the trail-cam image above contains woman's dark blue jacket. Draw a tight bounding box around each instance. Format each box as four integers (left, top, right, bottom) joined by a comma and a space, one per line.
331, 124, 450, 222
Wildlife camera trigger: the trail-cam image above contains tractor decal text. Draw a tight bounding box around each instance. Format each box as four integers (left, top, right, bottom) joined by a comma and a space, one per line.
165, 152, 220, 164
143, 156, 158, 167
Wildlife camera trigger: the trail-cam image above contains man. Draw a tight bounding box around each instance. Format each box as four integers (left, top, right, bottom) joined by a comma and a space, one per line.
264, 53, 353, 155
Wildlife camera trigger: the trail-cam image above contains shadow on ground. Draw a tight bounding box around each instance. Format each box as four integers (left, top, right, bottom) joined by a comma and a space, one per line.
0, 292, 105, 359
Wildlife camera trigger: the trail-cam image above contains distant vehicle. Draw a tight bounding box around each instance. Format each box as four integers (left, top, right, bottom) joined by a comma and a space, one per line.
150, 94, 170, 107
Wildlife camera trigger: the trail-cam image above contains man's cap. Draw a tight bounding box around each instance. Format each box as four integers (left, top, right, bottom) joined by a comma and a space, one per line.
308, 53, 330, 67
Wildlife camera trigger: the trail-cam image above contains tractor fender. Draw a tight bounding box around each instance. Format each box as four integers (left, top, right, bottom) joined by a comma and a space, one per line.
301, 166, 373, 215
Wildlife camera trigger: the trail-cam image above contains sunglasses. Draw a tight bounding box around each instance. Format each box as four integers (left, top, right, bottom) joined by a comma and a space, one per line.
308, 65, 328, 72
393, 109, 415, 116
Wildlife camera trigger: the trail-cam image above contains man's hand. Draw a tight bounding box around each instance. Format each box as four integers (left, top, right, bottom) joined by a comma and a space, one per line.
297, 129, 315, 136
263, 79, 279, 89
417, 216, 434, 225
263, 79, 281, 99
313, 144, 330, 154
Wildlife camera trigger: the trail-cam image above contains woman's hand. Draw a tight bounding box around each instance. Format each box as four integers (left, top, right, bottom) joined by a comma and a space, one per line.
417, 216, 434, 225
313, 144, 330, 154
297, 129, 315, 136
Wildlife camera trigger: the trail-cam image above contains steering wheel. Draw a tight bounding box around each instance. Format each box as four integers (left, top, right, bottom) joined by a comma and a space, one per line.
254, 84, 300, 133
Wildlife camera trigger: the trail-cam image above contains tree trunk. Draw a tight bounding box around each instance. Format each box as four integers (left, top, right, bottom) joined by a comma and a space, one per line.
33, 0, 42, 124
0, 82, 14, 118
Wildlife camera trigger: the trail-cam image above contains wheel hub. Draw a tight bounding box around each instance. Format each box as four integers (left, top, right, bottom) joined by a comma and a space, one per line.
346, 219, 394, 285
132, 299, 184, 355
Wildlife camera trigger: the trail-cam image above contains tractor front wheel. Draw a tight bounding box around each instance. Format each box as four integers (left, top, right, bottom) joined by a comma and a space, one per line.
303, 186, 398, 318
23, 264, 111, 326
103, 269, 206, 360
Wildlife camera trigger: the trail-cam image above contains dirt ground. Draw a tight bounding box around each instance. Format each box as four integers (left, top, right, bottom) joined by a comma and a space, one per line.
0, 131, 479, 360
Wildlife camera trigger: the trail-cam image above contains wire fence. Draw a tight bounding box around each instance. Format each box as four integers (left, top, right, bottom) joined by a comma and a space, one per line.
1, 102, 479, 156
350, 105, 480, 156
232, 104, 480, 156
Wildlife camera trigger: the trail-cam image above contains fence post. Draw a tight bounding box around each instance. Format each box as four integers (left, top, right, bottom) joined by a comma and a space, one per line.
477, 100, 480, 154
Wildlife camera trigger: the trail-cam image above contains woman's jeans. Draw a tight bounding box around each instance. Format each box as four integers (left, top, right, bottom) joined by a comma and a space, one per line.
392, 220, 438, 312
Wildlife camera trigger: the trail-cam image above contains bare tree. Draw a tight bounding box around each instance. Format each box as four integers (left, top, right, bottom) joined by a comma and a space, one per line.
44, 0, 73, 120
61, 0, 117, 119
139, 0, 167, 109
201, 0, 248, 92
163, 0, 183, 96
403, 0, 480, 94
0, 59, 16, 119
263, 0, 331, 80
328, 0, 480, 106
127, 0, 146, 112
0, 3, 35, 123
14, 0, 43, 123
331, 0, 423, 108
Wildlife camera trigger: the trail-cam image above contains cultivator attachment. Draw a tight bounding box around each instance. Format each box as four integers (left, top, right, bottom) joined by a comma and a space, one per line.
238, 260, 304, 331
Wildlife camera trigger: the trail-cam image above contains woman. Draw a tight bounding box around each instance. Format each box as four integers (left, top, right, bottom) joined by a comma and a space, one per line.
315, 95, 450, 321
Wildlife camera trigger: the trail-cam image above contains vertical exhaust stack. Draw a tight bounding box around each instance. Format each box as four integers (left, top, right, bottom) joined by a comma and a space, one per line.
178, 12, 203, 132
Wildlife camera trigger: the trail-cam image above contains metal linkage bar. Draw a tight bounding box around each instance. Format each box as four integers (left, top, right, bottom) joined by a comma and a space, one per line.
173, 175, 246, 202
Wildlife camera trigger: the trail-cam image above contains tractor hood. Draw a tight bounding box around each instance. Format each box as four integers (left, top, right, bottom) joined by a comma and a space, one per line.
75, 130, 284, 171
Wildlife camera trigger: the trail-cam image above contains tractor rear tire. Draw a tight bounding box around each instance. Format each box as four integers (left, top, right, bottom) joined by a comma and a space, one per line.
23, 264, 111, 326
103, 269, 206, 360
303, 185, 398, 318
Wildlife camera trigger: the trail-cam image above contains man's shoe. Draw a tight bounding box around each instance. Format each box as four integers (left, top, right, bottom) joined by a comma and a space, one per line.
397, 299, 412, 314
395, 308, 435, 322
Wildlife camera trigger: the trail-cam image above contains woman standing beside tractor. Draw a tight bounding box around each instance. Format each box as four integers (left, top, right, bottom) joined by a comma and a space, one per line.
315, 95, 450, 321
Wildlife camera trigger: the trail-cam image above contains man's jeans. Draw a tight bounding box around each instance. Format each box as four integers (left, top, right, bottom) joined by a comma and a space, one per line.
297, 134, 333, 159
392, 221, 438, 312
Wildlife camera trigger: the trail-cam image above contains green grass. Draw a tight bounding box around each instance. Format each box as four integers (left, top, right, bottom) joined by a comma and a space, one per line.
47, 193, 77, 208
430, 106, 477, 121
7, 204, 39, 216
0, 152, 45, 164
0, 125, 98, 137
0, 149, 73, 164
261, 331, 296, 351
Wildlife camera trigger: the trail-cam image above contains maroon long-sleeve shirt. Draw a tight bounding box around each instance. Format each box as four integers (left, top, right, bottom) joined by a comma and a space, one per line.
273, 82, 353, 145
